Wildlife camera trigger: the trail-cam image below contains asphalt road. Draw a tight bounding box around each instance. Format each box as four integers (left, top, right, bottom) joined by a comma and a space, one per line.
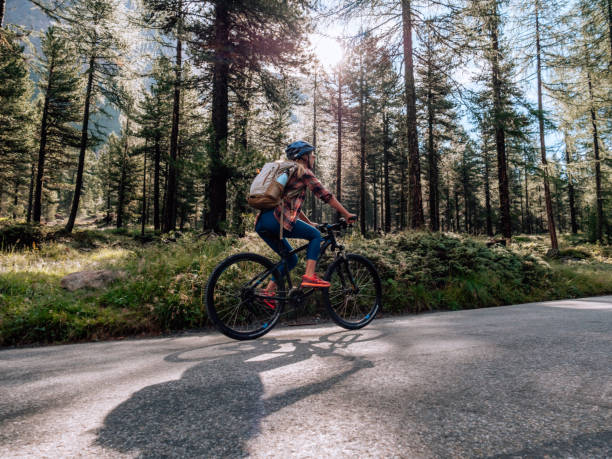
1, 296, 611, 458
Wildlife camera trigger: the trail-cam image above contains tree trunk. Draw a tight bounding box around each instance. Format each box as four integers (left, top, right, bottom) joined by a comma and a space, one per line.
538, 185, 544, 233
153, 133, 161, 231
105, 148, 112, 224
525, 161, 532, 233
564, 133, 578, 234
489, 9, 512, 240
426, 84, 438, 231
401, 0, 424, 229
161, 162, 168, 227
27, 161, 35, 223
34, 59, 55, 224
179, 205, 186, 231
587, 72, 603, 242
554, 176, 563, 232
535, 4, 558, 251
454, 191, 460, 232
383, 112, 391, 233
519, 169, 525, 232
141, 141, 147, 236
445, 172, 451, 231
461, 151, 469, 233
0, 0, 5, 28
400, 147, 407, 229
12, 179, 19, 220
336, 67, 343, 222
463, 177, 469, 233
483, 143, 493, 236
163, 26, 182, 233
117, 119, 130, 228
231, 86, 250, 237
372, 168, 378, 231
359, 54, 366, 235
380, 170, 384, 230
65, 55, 95, 233
206, 0, 230, 233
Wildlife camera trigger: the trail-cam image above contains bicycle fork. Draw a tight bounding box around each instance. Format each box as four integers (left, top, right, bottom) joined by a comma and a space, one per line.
335, 254, 359, 294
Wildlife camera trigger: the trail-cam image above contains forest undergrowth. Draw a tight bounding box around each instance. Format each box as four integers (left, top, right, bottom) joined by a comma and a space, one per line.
1, 226, 611, 347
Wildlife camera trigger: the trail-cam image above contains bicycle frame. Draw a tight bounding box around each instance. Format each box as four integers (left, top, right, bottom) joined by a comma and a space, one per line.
248, 227, 347, 304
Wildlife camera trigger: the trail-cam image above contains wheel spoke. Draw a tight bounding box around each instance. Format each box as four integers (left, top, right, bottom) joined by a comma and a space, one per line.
207, 255, 282, 339
324, 255, 381, 329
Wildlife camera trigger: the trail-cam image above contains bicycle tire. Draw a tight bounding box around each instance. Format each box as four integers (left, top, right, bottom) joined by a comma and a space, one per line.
205, 252, 285, 340
322, 253, 382, 330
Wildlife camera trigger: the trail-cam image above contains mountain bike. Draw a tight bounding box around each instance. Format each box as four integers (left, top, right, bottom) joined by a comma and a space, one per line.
205, 218, 382, 340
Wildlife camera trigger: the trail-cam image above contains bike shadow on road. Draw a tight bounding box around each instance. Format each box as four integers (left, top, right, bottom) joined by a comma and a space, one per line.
94, 330, 382, 457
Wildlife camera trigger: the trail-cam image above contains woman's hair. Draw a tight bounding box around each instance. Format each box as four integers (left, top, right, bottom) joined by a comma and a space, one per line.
292, 158, 309, 179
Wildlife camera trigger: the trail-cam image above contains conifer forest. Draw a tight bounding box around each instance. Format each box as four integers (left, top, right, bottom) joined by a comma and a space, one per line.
1, 0, 610, 246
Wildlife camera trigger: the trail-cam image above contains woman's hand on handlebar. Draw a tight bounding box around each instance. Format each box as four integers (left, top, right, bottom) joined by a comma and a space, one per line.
344, 213, 358, 224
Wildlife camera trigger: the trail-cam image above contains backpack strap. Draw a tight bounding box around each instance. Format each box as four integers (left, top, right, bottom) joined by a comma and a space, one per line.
278, 163, 305, 240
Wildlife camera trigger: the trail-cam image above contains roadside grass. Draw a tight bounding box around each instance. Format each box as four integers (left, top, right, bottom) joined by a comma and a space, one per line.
1, 226, 611, 346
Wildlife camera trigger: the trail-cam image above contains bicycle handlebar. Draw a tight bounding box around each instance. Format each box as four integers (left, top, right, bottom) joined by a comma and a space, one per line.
317, 217, 356, 233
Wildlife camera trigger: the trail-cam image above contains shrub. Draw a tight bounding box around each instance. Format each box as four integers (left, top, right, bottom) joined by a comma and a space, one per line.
1, 228, 611, 346
0, 224, 44, 251
556, 248, 591, 260
346, 232, 554, 313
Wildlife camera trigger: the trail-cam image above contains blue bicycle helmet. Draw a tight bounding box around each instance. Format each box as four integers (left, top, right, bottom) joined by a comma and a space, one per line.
286, 140, 315, 160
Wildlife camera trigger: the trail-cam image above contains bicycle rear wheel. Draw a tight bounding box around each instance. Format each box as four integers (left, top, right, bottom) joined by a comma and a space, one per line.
323, 253, 382, 330
205, 253, 285, 340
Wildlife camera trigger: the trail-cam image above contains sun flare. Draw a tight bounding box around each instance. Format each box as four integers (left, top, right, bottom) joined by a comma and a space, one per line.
310, 34, 344, 69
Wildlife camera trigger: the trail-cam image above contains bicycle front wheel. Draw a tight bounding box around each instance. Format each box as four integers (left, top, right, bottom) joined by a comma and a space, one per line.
205, 253, 285, 340
323, 253, 382, 330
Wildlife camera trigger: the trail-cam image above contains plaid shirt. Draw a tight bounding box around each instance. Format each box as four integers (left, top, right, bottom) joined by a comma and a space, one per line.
261, 168, 333, 231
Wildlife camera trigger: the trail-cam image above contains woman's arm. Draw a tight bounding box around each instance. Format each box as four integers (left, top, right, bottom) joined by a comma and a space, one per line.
303, 170, 356, 223
327, 196, 357, 222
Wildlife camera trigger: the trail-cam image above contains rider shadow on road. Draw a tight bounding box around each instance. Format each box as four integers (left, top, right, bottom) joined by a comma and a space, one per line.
95, 331, 378, 457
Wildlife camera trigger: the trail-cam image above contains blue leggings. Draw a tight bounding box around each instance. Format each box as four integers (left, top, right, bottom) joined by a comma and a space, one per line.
255, 209, 322, 280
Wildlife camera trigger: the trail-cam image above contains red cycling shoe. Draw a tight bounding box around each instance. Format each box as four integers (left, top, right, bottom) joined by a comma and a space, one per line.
301, 274, 331, 288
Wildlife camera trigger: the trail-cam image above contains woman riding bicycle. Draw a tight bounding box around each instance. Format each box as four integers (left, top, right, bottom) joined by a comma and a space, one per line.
255, 140, 357, 297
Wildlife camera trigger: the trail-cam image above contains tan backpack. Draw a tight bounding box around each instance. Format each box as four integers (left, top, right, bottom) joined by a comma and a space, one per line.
247, 160, 300, 210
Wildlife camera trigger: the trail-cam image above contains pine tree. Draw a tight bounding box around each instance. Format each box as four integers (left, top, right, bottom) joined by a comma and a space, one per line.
139, 0, 186, 233
464, 0, 525, 239
343, 33, 375, 234
515, 0, 561, 248
175, 63, 206, 232
102, 130, 139, 228
136, 56, 173, 232
416, 21, 457, 232
32, 26, 81, 224
533, 0, 558, 251
321, 58, 350, 222
94, 143, 113, 224
0, 29, 35, 220
45, 0, 126, 233
548, 0, 610, 242
192, 0, 310, 233
562, 128, 579, 234
400, 0, 425, 229
487, 2, 511, 239
115, 117, 134, 229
